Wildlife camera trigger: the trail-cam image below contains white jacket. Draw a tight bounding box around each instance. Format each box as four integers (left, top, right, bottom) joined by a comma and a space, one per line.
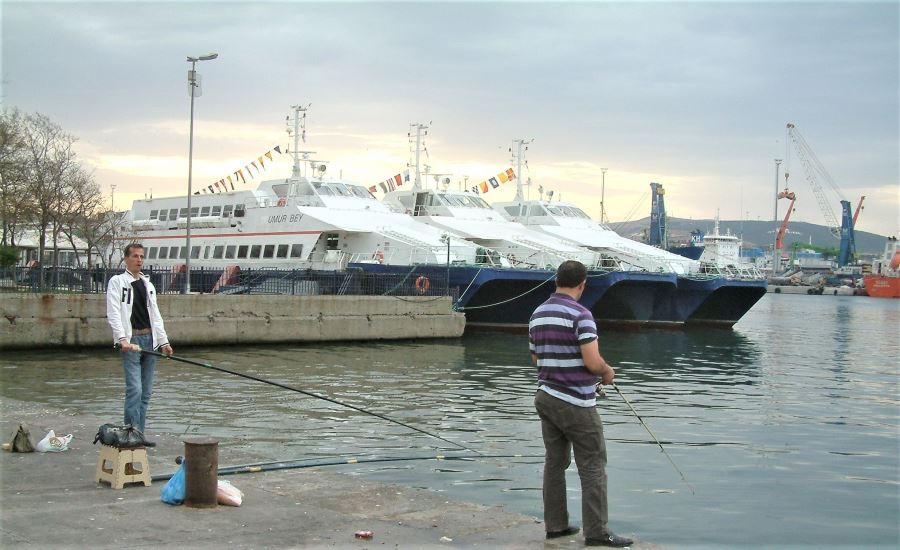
106, 270, 170, 350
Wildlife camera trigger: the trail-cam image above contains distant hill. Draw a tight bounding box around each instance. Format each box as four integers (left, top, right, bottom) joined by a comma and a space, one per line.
609, 216, 889, 256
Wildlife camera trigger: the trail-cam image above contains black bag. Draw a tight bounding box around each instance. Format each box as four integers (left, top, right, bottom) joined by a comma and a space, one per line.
7, 424, 35, 453
93, 423, 147, 448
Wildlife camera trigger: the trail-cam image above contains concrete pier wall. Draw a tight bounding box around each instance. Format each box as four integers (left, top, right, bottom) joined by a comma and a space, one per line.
0, 294, 465, 349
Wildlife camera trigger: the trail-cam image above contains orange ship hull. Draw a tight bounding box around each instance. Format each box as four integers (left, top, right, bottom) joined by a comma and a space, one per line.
863, 275, 900, 298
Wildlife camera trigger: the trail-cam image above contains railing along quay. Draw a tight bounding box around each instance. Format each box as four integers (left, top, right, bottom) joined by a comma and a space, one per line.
0, 266, 451, 298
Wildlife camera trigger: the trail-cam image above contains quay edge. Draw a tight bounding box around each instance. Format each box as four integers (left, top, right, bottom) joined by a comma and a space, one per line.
0, 294, 465, 350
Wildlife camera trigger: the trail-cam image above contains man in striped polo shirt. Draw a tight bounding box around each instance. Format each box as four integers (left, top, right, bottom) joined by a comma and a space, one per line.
529, 260, 633, 548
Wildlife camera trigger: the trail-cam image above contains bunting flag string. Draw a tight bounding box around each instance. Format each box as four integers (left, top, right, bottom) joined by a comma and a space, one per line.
202, 144, 286, 194
367, 167, 516, 197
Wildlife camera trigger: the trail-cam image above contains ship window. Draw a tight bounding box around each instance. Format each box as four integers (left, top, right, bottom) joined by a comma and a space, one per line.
157, 210, 167, 222
272, 184, 289, 197
203, 246, 211, 259
290, 244, 303, 258
211, 206, 222, 216
396, 195, 414, 209
190, 246, 200, 260
213, 246, 224, 259
472, 197, 491, 209
504, 205, 523, 217
200, 206, 210, 217
316, 185, 334, 196
223, 205, 234, 217
528, 205, 547, 217
149, 210, 158, 220
276, 244, 289, 258
190, 207, 199, 217
225, 245, 236, 259
237, 245, 249, 259
234, 204, 245, 217
350, 186, 374, 199
158, 247, 168, 259
325, 234, 339, 250
168, 209, 178, 221
179, 208, 188, 219
263, 244, 275, 258
148, 247, 157, 259
250, 245, 262, 258
171, 246, 182, 259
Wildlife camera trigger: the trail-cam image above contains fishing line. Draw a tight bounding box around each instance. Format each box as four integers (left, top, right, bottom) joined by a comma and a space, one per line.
611, 382, 695, 495
150, 452, 545, 482
123, 346, 480, 454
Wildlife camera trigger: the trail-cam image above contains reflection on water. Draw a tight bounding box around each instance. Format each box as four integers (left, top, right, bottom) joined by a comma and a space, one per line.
1, 294, 898, 547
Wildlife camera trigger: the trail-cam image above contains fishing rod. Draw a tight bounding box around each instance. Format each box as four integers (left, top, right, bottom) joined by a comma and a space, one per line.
611, 382, 695, 495
151, 452, 544, 482
119, 345, 480, 454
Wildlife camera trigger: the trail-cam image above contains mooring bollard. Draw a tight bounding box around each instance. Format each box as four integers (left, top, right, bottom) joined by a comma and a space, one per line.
183, 437, 219, 508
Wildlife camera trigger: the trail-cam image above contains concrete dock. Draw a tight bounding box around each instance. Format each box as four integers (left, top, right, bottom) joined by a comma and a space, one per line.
0, 397, 656, 549
0, 294, 466, 350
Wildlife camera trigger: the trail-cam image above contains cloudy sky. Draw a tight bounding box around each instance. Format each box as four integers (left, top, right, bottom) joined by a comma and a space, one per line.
3, 1, 898, 236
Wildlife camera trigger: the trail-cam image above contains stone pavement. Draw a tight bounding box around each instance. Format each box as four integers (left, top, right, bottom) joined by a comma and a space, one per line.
0, 397, 657, 549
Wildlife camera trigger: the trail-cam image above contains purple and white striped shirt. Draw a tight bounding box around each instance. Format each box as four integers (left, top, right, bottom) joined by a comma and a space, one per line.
529, 292, 598, 407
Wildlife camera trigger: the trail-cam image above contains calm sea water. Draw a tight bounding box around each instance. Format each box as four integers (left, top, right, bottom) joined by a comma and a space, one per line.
2, 293, 898, 547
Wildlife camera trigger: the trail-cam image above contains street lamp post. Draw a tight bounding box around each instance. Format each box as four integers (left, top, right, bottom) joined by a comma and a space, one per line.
441, 234, 451, 296
600, 168, 608, 224
773, 158, 782, 275
184, 52, 218, 294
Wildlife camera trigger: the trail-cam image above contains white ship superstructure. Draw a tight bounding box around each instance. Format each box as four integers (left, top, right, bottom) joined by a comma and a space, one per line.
492, 199, 699, 275
383, 188, 600, 270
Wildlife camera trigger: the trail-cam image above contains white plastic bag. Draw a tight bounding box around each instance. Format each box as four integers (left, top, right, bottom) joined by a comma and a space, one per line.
35, 430, 73, 453
217, 479, 243, 507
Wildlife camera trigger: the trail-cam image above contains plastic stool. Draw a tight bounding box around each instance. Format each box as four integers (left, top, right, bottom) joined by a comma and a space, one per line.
96, 445, 151, 489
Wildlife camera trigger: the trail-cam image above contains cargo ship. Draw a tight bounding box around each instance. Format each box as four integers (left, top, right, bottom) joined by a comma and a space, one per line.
863, 236, 900, 298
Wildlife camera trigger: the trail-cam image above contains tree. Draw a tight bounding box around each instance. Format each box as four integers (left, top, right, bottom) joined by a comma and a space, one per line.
0, 108, 32, 248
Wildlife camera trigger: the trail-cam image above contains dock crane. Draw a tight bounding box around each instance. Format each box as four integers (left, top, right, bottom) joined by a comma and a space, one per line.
853, 196, 866, 227
785, 123, 859, 267
774, 189, 797, 253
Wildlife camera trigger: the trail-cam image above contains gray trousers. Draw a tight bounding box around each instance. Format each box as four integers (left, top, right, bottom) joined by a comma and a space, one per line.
534, 389, 609, 538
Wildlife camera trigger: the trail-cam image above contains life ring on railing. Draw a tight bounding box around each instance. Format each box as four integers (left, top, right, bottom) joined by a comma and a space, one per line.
372, 250, 384, 264
415, 276, 430, 295
277, 197, 287, 207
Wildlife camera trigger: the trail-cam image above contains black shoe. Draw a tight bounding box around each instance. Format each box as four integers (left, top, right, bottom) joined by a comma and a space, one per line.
546, 526, 580, 539
142, 440, 156, 448
586, 533, 633, 547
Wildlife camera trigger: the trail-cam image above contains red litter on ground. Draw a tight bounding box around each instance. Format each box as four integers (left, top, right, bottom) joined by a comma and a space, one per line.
354, 530, 374, 539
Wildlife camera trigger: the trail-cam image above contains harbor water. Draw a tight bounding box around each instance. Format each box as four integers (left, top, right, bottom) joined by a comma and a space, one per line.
1, 293, 898, 548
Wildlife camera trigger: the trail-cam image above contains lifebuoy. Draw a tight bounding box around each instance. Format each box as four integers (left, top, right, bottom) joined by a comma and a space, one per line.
373, 250, 384, 264
415, 276, 430, 295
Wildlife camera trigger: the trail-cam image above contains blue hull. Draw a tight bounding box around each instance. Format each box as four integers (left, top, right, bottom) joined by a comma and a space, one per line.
349, 263, 766, 329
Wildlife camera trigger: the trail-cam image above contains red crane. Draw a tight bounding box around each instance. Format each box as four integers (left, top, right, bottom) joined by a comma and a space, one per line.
853, 195, 865, 227
775, 189, 797, 252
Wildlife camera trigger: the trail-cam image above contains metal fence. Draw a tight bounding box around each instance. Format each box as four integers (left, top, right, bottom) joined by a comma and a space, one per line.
0, 266, 450, 298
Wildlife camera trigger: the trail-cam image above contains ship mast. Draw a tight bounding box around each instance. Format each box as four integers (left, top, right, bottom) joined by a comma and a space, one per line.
511, 138, 532, 201
409, 122, 429, 190
287, 104, 313, 179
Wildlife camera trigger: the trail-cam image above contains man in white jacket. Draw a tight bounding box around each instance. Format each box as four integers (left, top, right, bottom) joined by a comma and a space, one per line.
106, 243, 173, 444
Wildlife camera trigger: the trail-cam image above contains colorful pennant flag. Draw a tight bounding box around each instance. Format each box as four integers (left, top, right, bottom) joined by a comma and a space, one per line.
489, 177, 499, 188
